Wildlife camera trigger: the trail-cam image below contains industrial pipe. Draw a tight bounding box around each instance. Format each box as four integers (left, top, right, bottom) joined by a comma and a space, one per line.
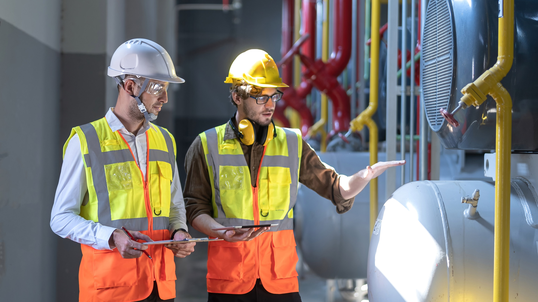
307, 0, 329, 152
281, 0, 351, 136
311, 0, 352, 136
279, 0, 317, 136
440, 1, 513, 300
349, 0, 380, 235
274, 0, 295, 128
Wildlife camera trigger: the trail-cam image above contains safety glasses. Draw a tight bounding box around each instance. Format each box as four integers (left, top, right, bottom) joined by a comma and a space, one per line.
125, 77, 169, 96
249, 90, 284, 105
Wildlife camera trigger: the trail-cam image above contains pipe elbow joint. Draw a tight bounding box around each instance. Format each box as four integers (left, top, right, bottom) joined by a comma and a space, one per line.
460, 82, 487, 108
350, 116, 366, 132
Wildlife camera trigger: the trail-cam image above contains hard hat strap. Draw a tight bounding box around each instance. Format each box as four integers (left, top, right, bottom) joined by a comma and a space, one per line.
133, 78, 157, 122
116, 76, 158, 122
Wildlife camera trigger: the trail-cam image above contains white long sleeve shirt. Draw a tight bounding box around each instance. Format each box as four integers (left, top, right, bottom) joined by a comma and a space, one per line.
50, 108, 188, 250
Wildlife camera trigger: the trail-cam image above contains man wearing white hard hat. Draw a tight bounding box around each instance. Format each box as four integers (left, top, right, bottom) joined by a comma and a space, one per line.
183, 49, 405, 301
51, 38, 194, 302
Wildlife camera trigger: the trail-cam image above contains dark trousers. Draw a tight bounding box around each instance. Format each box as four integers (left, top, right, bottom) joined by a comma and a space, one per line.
137, 282, 174, 302
208, 279, 302, 302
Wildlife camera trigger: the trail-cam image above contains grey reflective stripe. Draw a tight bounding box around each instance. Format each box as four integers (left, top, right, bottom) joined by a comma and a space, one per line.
84, 149, 133, 168
214, 217, 254, 226
80, 123, 118, 228
80, 123, 170, 231
153, 216, 169, 231
204, 126, 300, 229
149, 150, 172, 166
153, 124, 176, 178
109, 218, 148, 231
213, 217, 292, 232
204, 128, 228, 219
259, 217, 293, 232
279, 129, 299, 218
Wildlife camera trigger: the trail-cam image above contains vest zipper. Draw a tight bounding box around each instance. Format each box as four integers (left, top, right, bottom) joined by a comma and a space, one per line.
253, 146, 267, 280
118, 132, 155, 278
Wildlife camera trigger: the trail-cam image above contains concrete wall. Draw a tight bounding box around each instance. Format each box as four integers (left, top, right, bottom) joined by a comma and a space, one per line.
0, 1, 62, 301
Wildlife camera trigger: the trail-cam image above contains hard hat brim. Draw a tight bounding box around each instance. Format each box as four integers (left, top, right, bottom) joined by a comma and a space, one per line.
224, 77, 288, 88
108, 67, 185, 84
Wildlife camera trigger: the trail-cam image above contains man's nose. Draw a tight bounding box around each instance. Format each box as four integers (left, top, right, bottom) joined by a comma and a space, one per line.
159, 91, 168, 103
265, 97, 276, 109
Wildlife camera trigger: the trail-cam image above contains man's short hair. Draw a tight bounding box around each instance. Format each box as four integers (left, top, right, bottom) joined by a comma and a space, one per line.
229, 80, 262, 107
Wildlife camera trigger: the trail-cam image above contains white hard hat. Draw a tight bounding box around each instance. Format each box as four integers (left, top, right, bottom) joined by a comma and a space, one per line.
108, 38, 185, 83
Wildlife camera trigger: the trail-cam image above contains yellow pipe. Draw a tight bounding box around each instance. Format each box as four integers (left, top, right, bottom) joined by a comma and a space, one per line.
308, 0, 329, 152
349, 0, 380, 235
285, 0, 302, 129
457, 1, 513, 301
294, 0, 301, 88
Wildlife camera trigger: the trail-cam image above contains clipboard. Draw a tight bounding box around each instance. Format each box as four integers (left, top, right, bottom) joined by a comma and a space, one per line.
212, 223, 279, 231
142, 238, 223, 245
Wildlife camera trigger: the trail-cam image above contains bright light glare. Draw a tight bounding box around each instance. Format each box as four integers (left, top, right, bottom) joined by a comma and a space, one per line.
375, 199, 445, 301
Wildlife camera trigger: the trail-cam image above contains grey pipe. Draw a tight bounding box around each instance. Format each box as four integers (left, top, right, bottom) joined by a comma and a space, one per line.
419, 0, 428, 180
409, 0, 416, 182
400, 0, 407, 185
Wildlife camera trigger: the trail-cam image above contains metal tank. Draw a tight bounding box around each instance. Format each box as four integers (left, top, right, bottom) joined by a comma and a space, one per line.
421, 0, 538, 150
367, 153, 538, 301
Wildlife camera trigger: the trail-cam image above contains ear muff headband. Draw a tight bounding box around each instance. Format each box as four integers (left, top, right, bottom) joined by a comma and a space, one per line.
228, 116, 276, 146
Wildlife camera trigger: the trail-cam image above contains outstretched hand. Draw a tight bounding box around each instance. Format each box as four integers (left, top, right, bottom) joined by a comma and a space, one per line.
340, 160, 405, 199
358, 160, 406, 180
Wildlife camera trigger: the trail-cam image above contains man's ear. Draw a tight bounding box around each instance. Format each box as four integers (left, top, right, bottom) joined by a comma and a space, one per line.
123, 79, 136, 96
232, 92, 242, 106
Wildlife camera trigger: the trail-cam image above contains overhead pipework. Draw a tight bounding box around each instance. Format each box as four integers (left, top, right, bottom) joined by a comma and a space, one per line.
281, 0, 352, 138
278, 0, 317, 136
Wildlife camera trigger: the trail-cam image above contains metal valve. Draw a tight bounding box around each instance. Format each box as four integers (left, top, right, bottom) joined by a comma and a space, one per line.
440, 101, 467, 128
462, 189, 480, 219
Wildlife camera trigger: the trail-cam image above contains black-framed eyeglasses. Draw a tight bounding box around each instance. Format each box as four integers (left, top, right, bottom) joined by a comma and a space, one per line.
249, 90, 284, 105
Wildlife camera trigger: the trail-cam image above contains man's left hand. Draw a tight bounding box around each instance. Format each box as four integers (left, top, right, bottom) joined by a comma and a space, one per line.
165, 230, 196, 258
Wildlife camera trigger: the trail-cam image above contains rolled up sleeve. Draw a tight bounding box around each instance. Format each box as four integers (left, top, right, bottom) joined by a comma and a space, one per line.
298, 139, 355, 214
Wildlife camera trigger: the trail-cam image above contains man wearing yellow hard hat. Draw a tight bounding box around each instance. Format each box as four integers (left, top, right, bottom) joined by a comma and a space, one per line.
183, 49, 404, 301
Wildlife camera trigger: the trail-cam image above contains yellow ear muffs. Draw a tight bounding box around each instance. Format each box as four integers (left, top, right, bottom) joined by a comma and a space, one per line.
238, 119, 256, 145
229, 115, 277, 146
262, 122, 275, 146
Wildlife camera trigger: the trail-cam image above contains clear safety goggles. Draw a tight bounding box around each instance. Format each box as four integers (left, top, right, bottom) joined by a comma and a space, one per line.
125, 77, 169, 96
249, 90, 284, 105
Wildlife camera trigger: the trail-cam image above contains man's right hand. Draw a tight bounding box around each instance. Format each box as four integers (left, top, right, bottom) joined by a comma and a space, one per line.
220, 227, 270, 242
109, 229, 151, 259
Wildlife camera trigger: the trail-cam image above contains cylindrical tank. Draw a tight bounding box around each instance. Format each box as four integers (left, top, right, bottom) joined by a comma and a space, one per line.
421, 0, 538, 150
367, 179, 538, 301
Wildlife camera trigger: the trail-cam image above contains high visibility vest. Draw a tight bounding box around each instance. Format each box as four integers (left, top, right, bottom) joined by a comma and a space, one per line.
200, 123, 302, 294
65, 117, 177, 302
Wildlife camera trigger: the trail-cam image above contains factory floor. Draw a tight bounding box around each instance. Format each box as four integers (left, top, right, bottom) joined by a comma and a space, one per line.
174, 236, 363, 302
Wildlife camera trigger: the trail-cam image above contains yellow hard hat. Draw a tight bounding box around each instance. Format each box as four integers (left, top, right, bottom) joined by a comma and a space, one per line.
225, 49, 289, 88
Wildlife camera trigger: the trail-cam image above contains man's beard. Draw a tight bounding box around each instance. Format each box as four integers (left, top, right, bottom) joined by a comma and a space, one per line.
130, 98, 158, 122
244, 105, 272, 127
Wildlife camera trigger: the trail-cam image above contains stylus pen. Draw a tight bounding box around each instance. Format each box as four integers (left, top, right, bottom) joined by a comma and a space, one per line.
121, 226, 152, 260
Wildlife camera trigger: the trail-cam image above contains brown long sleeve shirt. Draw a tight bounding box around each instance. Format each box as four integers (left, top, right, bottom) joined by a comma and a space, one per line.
183, 123, 354, 224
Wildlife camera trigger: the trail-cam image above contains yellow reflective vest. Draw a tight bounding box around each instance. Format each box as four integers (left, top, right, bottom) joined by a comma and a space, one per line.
65, 117, 177, 301
200, 123, 303, 294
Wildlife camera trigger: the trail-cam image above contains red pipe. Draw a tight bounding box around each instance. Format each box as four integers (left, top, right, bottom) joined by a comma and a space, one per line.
280, 0, 316, 135
326, 0, 351, 77
298, 0, 351, 136
299, 55, 351, 135
274, 0, 295, 128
